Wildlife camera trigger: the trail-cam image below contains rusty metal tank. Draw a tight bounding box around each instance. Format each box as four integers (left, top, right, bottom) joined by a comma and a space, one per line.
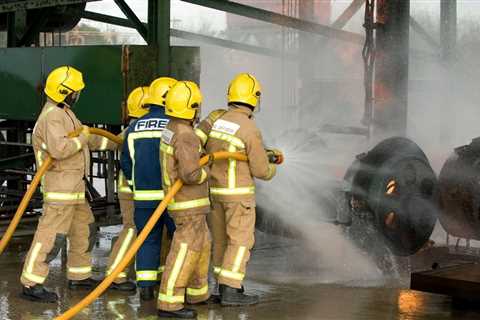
344, 137, 438, 256
0, 2, 86, 33
438, 137, 480, 240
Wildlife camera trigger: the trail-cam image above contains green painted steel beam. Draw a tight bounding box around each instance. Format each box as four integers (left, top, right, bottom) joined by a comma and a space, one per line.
148, 0, 170, 76
0, 0, 97, 13
180, 0, 364, 44
82, 10, 132, 28
81, 11, 295, 59
113, 0, 148, 42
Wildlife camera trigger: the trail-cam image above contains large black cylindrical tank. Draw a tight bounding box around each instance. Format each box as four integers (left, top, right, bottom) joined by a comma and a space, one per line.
438, 137, 480, 240
0, 3, 85, 33
345, 137, 438, 256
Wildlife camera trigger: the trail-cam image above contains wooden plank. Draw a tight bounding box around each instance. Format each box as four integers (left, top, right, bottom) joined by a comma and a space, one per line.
411, 263, 480, 301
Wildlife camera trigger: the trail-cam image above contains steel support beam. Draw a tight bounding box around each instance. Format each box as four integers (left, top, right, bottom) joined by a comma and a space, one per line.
373, 0, 410, 139
82, 11, 132, 28
0, 0, 96, 13
17, 8, 49, 46
148, 0, 170, 76
410, 17, 440, 49
441, 0, 457, 60
331, 0, 365, 29
114, 0, 148, 42
6, 12, 17, 47
81, 11, 295, 59
439, 0, 457, 145
181, 0, 364, 45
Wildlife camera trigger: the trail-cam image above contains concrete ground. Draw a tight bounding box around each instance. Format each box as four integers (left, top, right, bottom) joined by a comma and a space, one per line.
1, 227, 480, 320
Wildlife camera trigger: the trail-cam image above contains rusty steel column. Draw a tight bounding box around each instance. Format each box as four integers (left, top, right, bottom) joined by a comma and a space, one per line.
373, 0, 410, 140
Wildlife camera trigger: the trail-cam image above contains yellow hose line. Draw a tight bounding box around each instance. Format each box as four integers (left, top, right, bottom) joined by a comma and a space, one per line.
0, 156, 53, 255
0, 127, 121, 255
55, 152, 248, 320
89, 128, 123, 145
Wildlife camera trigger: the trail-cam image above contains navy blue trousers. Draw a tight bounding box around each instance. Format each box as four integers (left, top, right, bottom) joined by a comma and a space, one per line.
134, 207, 175, 287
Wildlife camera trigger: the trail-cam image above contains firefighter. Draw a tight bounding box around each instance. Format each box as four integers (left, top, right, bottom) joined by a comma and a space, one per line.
20, 66, 111, 302
121, 77, 177, 301
157, 81, 211, 319
203, 73, 277, 306
104, 87, 150, 292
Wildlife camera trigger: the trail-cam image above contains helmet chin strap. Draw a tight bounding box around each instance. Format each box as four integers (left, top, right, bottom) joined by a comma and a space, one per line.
193, 108, 201, 126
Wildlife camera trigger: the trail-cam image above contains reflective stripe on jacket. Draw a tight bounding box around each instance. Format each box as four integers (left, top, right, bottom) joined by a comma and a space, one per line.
120, 107, 169, 208
203, 105, 276, 203
160, 119, 209, 216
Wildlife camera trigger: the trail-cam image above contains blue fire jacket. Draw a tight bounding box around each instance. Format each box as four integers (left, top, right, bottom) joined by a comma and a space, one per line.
121, 106, 169, 208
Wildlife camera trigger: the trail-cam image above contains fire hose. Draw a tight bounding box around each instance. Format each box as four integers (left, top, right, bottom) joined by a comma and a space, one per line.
0, 125, 279, 319
0, 127, 122, 255
55, 151, 248, 320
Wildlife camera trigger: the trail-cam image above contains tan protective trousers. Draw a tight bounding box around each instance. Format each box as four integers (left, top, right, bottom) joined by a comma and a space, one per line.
21, 203, 95, 287
208, 199, 255, 289
157, 214, 211, 312
106, 198, 136, 284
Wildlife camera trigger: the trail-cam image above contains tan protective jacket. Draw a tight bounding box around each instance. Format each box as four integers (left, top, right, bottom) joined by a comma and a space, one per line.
203, 105, 276, 203
33, 101, 111, 205
160, 119, 209, 216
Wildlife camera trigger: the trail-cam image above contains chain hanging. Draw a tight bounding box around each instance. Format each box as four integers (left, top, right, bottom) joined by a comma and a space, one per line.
362, 0, 376, 133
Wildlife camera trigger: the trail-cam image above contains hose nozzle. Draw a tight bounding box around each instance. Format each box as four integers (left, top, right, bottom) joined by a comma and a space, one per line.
266, 148, 284, 165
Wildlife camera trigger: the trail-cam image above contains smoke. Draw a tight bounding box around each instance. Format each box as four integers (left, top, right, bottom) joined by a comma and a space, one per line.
170, 3, 480, 283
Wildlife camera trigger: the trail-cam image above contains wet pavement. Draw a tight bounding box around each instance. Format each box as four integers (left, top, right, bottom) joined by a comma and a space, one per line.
1, 228, 480, 320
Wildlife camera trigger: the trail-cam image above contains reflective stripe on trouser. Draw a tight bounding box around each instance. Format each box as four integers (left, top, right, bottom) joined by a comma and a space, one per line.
134, 207, 176, 287
158, 215, 211, 311
209, 200, 255, 288
168, 197, 210, 211
106, 198, 135, 283
133, 190, 165, 201
21, 203, 95, 286
43, 192, 85, 202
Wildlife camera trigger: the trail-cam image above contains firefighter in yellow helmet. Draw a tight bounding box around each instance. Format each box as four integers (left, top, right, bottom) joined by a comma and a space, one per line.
20, 66, 115, 302
157, 81, 211, 319
103, 87, 150, 292
121, 77, 177, 301
202, 73, 277, 306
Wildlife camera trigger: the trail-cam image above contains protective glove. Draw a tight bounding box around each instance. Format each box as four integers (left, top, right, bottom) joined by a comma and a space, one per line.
265, 148, 284, 165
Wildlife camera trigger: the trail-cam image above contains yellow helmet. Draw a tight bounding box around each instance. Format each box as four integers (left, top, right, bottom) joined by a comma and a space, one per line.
227, 73, 262, 108
127, 86, 149, 118
143, 77, 177, 107
44, 66, 85, 103
165, 81, 202, 120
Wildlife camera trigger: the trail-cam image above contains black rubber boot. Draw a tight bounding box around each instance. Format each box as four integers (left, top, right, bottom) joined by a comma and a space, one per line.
158, 308, 197, 319
140, 286, 155, 301
68, 278, 100, 290
110, 280, 137, 292
21, 284, 58, 303
219, 284, 259, 306
187, 294, 221, 306
206, 294, 221, 304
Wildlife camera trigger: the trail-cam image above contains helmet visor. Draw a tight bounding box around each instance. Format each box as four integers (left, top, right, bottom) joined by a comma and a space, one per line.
64, 90, 81, 108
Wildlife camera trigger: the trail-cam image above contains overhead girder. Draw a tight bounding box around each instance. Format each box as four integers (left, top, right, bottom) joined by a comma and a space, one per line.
81, 10, 296, 60
180, 0, 364, 45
